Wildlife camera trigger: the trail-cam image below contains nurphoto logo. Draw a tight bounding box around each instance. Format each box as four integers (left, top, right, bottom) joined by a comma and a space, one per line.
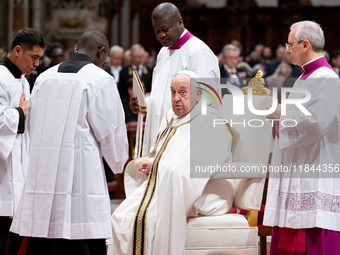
196, 80, 311, 128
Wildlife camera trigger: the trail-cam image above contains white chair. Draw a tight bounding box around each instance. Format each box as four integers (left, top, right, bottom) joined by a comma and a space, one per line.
185, 94, 272, 255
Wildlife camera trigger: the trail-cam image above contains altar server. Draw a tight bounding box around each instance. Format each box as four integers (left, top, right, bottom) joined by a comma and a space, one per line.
0, 28, 44, 255
10, 30, 128, 255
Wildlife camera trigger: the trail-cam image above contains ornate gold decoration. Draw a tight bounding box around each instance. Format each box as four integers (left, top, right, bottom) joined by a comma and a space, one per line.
139, 106, 147, 115
241, 70, 270, 96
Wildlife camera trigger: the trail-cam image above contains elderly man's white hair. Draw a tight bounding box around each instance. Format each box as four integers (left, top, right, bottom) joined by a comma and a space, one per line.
222, 44, 240, 57
109, 45, 123, 54
291, 20, 324, 53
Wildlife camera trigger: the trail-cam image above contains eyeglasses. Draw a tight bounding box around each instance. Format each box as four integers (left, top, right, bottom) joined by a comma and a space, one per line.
285, 40, 303, 50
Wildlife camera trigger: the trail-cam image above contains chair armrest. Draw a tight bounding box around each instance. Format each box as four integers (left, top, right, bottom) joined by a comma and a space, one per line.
247, 210, 258, 227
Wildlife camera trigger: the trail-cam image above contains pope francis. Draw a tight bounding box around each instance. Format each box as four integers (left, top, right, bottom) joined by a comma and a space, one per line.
108, 70, 235, 255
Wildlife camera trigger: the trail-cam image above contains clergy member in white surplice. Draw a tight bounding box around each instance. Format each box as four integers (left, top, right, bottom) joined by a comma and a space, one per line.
0, 28, 45, 255
108, 71, 234, 255
130, 3, 220, 156
10, 30, 129, 255
264, 21, 340, 255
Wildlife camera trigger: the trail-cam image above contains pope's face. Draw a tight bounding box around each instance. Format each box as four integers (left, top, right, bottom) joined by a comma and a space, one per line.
171, 74, 201, 117
152, 17, 184, 47
15, 45, 44, 75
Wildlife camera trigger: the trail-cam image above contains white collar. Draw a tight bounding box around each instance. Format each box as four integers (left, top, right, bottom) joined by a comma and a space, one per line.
223, 64, 236, 74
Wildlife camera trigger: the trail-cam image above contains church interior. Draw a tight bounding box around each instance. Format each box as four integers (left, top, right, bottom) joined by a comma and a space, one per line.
1, 1, 340, 255
1, 0, 340, 56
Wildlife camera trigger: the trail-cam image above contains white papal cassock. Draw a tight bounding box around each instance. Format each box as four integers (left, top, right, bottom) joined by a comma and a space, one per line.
11, 53, 129, 240
142, 29, 220, 156
108, 103, 232, 255
264, 56, 340, 231
0, 62, 30, 217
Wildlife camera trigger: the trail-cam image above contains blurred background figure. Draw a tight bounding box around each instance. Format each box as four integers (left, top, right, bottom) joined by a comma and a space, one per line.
247, 50, 266, 75
262, 46, 273, 63
253, 43, 264, 54
123, 49, 131, 67
264, 44, 301, 78
331, 50, 340, 77
122, 78, 138, 129
0, 46, 7, 59
231, 39, 243, 53
220, 44, 248, 94
265, 62, 294, 103
45, 42, 65, 68
145, 48, 157, 68
322, 50, 330, 65
107, 45, 124, 83
118, 44, 153, 99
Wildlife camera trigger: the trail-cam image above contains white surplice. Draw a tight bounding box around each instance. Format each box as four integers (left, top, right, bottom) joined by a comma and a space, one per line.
11, 61, 129, 240
108, 104, 232, 255
142, 30, 220, 156
264, 66, 340, 231
0, 66, 29, 217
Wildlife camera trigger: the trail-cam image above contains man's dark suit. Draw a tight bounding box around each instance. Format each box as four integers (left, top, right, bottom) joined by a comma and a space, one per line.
219, 65, 248, 96
118, 65, 153, 99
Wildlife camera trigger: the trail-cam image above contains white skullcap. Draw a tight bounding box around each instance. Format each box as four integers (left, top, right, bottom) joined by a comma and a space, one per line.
175, 70, 199, 78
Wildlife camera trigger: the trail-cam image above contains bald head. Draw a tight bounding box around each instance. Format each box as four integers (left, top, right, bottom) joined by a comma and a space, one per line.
151, 3, 184, 47
152, 2, 181, 21
77, 30, 109, 68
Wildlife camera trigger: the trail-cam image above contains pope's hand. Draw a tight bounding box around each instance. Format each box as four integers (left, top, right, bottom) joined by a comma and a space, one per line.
139, 161, 152, 176
130, 96, 139, 114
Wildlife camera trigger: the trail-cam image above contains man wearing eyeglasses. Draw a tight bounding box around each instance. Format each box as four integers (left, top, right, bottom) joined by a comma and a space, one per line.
10, 30, 129, 255
264, 21, 340, 254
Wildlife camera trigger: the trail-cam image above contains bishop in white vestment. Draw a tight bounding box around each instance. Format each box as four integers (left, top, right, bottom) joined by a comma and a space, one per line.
264, 21, 340, 255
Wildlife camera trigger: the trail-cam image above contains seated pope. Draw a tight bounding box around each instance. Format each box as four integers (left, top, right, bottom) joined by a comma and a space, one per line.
108, 70, 237, 255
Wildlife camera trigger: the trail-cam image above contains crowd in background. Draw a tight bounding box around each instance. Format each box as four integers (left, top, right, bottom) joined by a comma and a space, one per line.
1, 38, 340, 152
